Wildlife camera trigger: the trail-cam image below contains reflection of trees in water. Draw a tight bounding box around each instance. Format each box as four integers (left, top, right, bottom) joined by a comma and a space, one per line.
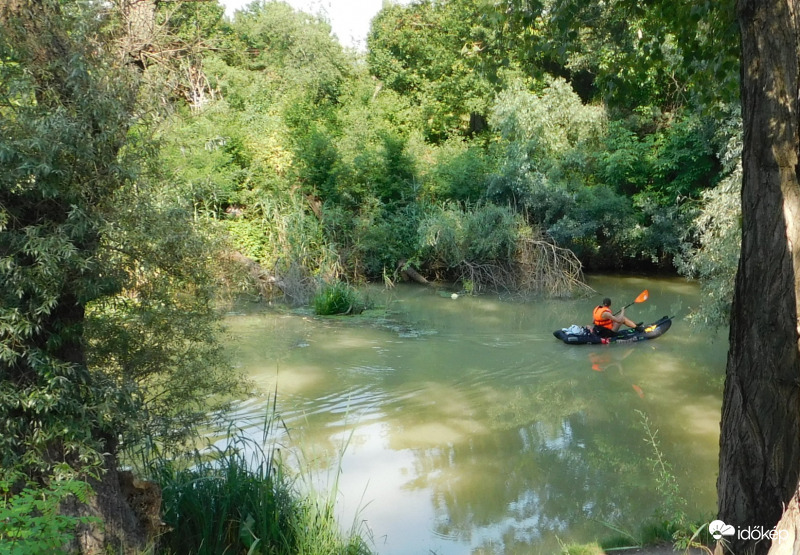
242, 344, 708, 553
224, 290, 723, 552
403, 379, 659, 551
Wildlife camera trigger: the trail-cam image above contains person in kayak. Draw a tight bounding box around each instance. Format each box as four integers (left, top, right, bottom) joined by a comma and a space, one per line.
593, 298, 644, 337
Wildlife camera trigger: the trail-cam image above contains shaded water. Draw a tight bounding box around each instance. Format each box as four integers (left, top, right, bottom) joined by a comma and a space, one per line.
220, 275, 727, 554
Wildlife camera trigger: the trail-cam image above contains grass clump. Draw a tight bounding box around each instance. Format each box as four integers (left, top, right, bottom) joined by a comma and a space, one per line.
142, 423, 373, 555
313, 281, 365, 315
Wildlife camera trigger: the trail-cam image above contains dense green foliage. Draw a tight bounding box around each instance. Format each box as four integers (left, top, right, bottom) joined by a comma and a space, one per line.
499, 0, 739, 111
1, 0, 140, 476
0, 0, 246, 521
0, 0, 743, 549
160, 0, 739, 296
675, 106, 742, 329
0, 472, 97, 552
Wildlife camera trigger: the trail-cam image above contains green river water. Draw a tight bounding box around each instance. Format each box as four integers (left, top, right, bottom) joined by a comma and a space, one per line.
219, 275, 727, 554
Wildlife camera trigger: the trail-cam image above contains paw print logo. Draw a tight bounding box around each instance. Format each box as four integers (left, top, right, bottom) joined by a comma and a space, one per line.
709, 520, 736, 540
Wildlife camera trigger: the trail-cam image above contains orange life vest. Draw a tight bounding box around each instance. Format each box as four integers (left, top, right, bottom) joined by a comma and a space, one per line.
593, 305, 613, 329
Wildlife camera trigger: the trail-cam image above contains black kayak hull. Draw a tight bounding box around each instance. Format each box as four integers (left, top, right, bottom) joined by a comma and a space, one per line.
553, 316, 672, 345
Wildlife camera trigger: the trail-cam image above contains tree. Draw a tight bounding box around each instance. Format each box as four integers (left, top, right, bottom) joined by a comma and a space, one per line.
717, 0, 800, 553
0, 0, 138, 475
500, 0, 739, 111
1, 1, 247, 550
368, 0, 509, 141
230, 1, 352, 105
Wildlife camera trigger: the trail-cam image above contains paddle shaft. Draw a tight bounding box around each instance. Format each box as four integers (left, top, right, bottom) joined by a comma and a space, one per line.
612, 290, 648, 316
613, 302, 635, 316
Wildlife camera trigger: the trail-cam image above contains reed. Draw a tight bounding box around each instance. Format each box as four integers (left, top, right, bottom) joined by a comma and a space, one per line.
289, 425, 373, 555
313, 280, 365, 315
138, 409, 373, 555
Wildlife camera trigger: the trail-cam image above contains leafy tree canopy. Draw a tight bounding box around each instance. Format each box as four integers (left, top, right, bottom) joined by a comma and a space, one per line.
0, 0, 247, 481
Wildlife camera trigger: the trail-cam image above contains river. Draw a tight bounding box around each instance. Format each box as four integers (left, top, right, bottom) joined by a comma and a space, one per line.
218, 274, 727, 554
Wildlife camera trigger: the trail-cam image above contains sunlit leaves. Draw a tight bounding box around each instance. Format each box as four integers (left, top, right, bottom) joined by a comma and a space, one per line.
0, 0, 245, 480
368, 0, 511, 141
490, 77, 605, 155
486, 77, 604, 212
675, 106, 742, 328
499, 0, 739, 111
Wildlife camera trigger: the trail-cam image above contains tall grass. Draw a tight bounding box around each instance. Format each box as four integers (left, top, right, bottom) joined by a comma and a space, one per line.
289, 424, 373, 555
136, 408, 373, 555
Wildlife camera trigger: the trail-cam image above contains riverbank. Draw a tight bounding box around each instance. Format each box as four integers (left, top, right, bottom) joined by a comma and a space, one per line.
628, 544, 712, 554
563, 537, 716, 555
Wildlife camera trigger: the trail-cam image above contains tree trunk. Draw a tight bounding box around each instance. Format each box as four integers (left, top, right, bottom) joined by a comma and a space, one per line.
397, 259, 430, 285
718, 1, 800, 553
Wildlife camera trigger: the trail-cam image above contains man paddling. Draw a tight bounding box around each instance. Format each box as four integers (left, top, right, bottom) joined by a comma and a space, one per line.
592, 297, 643, 337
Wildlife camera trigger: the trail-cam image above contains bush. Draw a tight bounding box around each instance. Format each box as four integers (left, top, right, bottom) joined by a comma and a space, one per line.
649, 113, 719, 203
463, 203, 520, 263
596, 119, 652, 197
346, 200, 421, 279
418, 202, 520, 270
417, 202, 592, 296
0, 472, 98, 553
547, 184, 637, 269
423, 138, 495, 202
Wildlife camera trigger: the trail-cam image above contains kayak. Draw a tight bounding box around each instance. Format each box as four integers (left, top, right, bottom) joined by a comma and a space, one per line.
553, 316, 673, 345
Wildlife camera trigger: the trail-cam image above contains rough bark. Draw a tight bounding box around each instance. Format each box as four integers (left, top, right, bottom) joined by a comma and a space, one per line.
65, 464, 160, 554
718, 0, 800, 553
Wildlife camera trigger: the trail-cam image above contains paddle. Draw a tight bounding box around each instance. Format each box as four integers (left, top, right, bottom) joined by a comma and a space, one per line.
613, 289, 649, 315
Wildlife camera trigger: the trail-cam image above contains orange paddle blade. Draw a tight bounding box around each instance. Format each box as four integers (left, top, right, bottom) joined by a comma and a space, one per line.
635, 290, 649, 304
